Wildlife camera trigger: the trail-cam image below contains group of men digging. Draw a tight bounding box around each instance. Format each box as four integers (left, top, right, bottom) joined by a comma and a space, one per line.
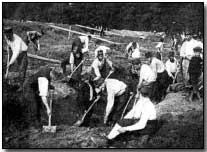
3, 26, 203, 145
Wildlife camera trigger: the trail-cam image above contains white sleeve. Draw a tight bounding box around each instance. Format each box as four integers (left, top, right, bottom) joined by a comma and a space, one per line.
124, 103, 150, 131
69, 52, 74, 64
82, 37, 89, 53
9, 39, 21, 65
126, 43, 132, 51
165, 61, 173, 77
105, 91, 115, 119
92, 60, 101, 78
38, 77, 49, 97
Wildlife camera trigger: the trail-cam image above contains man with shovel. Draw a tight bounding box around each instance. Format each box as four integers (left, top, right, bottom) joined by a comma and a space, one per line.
95, 76, 130, 126
61, 45, 84, 80
23, 66, 60, 131
4, 27, 28, 91
26, 30, 44, 53
106, 87, 157, 146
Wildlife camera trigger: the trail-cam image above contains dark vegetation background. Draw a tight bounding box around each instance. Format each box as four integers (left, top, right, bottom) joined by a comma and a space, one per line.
3, 2, 203, 34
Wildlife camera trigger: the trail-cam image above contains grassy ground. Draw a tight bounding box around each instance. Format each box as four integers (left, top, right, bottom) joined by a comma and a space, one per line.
2, 19, 204, 148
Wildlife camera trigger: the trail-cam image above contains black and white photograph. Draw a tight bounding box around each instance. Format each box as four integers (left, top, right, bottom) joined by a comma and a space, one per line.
2, 2, 204, 149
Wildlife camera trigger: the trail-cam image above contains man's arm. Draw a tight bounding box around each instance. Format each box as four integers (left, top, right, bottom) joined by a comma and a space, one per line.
82, 37, 89, 53
123, 104, 150, 131
104, 91, 115, 123
8, 39, 21, 65
69, 52, 75, 72
92, 60, 102, 81
106, 59, 114, 71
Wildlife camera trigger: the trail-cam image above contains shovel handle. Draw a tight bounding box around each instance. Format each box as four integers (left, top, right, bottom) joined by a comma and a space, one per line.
121, 94, 134, 120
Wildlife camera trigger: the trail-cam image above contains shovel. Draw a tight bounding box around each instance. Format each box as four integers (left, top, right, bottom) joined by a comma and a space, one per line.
74, 71, 114, 126
74, 95, 101, 126
42, 91, 56, 133
56, 59, 85, 83
120, 93, 134, 120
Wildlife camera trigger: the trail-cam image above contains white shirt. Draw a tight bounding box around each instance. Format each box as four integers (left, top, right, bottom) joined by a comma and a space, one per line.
180, 38, 203, 59
165, 58, 179, 77
105, 79, 127, 119
107, 94, 156, 139
79, 35, 89, 53
91, 58, 113, 78
150, 57, 165, 76
155, 42, 164, 52
123, 94, 156, 131
139, 64, 156, 86
94, 45, 110, 58
126, 42, 140, 59
5, 34, 28, 65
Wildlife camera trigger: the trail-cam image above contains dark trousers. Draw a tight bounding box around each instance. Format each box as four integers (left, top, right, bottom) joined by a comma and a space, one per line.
118, 119, 158, 135
108, 87, 130, 124
17, 52, 28, 87
76, 81, 96, 126
23, 79, 42, 128
154, 70, 170, 102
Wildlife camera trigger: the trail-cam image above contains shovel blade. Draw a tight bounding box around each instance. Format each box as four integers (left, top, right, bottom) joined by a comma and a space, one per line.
42, 126, 57, 133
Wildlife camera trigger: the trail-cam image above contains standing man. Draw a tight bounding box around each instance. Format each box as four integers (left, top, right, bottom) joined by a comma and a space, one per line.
4, 27, 28, 90
145, 52, 170, 102
72, 35, 92, 55
180, 32, 203, 85
165, 51, 180, 83
23, 66, 60, 130
61, 45, 84, 79
95, 77, 130, 125
155, 38, 164, 60
125, 42, 140, 59
91, 50, 114, 81
134, 59, 157, 101
26, 30, 44, 53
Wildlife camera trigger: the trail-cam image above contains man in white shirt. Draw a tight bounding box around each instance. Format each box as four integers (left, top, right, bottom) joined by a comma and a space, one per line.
135, 59, 157, 100
155, 38, 164, 60
4, 27, 28, 90
91, 50, 114, 81
95, 78, 129, 125
165, 51, 180, 82
145, 52, 170, 102
61, 45, 84, 79
74, 35, 92, 54
26, 30, 43, 53
180, 33, 203, 85
23, 66, 60, 131
125, 42, 140, 59
107, 87, 157, 143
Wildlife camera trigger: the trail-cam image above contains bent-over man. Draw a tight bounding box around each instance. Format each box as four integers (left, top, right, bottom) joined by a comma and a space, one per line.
26, 30, 44, 53
95, 78, 130, 125
23, 66, 60, 130
4, 27, 28, 90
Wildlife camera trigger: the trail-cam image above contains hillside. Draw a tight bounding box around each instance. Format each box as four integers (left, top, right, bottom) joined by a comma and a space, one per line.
2, 20, 204, 148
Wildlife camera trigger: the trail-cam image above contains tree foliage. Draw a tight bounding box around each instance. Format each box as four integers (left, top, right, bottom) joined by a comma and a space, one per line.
2, 2, 204, 34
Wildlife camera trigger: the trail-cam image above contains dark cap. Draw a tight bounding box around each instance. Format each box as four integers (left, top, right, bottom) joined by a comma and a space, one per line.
193, 46, 202, 52
168, 51, 175, 57
4, 27, 13, 33
145, 52, 152, 58
140, 86, 150, 97
132, 58, 141, 65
